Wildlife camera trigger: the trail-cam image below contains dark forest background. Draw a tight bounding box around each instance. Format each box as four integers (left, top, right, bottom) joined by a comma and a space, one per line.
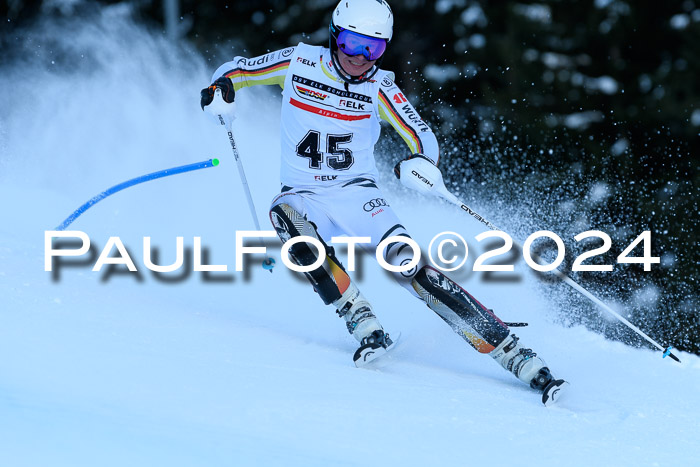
3, 0, 698, 354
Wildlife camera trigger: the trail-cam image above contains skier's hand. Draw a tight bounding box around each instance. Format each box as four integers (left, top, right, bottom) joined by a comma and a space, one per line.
201, 76, 236, 116
394, 154, 447, 196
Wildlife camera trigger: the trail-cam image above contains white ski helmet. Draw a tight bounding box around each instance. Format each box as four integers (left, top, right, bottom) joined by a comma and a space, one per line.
329, 0, 394, 84
332, 0, 394, 41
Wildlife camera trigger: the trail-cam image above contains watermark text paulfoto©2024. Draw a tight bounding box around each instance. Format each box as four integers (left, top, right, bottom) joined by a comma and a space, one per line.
44, 230, 660, 275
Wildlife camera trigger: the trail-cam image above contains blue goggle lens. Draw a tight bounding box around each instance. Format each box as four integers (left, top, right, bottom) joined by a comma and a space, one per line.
336, 29, 387, 61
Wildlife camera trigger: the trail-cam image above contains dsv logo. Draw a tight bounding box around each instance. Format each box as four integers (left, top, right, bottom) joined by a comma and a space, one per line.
363, 198, 388, 212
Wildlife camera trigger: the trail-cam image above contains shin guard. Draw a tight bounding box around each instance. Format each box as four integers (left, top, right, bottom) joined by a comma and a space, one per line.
412, 266, 510, 353
269, 203, 350, 305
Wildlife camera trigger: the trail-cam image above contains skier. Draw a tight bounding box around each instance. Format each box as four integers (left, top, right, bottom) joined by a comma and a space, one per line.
201, 0, 566, 405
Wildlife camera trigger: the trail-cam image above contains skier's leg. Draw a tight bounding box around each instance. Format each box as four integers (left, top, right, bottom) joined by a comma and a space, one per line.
324, 182, 422, 297
363, 211, 557, 388
269, 192, 386, 344
410, 266, 557, 390
318, 182, 562, 394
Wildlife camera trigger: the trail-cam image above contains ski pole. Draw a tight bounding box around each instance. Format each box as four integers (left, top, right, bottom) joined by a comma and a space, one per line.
214, 91, 275, 272
56, 158, 219, 231
433, 184, 681, 363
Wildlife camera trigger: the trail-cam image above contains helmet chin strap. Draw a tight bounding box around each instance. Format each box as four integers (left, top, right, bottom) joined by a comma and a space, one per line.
330, 50, 382, 86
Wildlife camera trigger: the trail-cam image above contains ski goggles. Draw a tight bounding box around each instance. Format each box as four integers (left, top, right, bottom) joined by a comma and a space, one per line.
336, 29, 387, 61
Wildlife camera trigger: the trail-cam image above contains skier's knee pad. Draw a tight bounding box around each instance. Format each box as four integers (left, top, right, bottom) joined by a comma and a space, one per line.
269, 203, 350, 305
411, 265, 510, 353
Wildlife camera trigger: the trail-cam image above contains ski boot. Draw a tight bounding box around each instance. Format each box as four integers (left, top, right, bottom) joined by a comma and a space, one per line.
334, 282, 394, 367
490, 333, 568, 406
334, 282, 383, 342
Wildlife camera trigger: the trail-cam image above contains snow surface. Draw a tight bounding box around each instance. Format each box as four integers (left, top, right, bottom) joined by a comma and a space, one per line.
1, 9, 699, 467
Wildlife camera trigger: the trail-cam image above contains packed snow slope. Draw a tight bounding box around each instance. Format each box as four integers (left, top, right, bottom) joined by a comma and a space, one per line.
1, 8, 698, 467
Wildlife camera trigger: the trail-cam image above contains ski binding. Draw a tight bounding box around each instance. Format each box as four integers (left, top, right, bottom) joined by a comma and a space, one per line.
353, 332, 400, 368
542, 378, 568, 407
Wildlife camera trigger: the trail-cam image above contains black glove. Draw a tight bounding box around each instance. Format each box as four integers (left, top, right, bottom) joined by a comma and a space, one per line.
200, 76, 235, 110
